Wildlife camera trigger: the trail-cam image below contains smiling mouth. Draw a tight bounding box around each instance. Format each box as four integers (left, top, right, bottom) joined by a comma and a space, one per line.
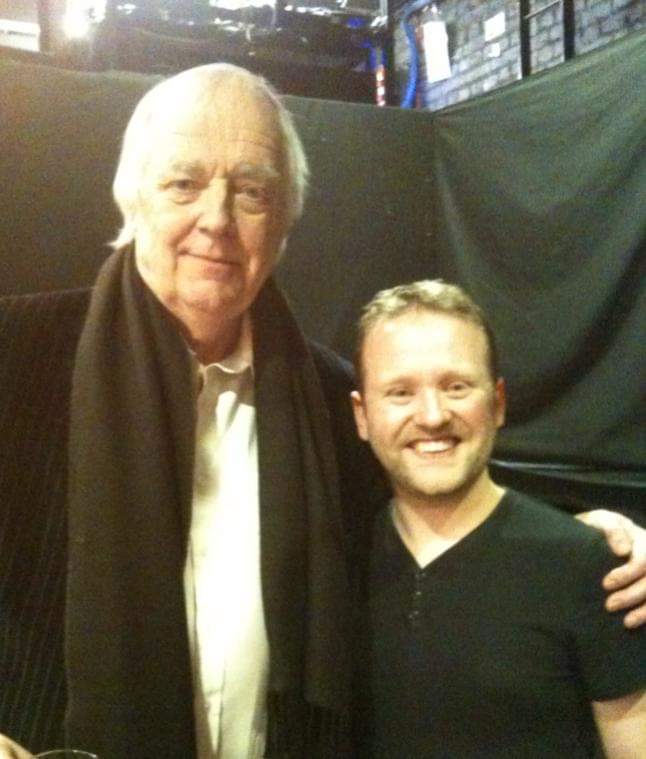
408, 438, 459, 455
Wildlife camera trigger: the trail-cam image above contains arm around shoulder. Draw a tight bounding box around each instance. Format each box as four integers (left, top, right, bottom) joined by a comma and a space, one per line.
577, 509, 646, 628
593, 688, 646, 759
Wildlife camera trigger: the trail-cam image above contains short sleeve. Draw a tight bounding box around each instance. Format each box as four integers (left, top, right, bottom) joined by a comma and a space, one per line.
568, 528, 646, 701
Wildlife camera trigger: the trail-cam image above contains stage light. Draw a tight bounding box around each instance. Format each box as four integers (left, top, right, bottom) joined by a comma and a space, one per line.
63, 0, 106, 39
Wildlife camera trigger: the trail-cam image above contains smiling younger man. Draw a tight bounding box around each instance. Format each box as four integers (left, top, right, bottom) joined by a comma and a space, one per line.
351, 280, 646, 758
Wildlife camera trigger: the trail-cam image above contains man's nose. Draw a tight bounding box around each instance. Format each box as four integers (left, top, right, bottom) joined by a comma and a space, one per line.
197, 182, 231, 236
413, 389, 450, 428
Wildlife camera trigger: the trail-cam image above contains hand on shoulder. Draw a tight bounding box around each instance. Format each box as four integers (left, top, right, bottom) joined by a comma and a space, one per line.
577, 509, 646, 628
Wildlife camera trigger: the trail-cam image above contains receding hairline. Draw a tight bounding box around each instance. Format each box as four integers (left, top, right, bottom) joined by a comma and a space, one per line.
132, 67, 284, 145
142, 63, 280, 109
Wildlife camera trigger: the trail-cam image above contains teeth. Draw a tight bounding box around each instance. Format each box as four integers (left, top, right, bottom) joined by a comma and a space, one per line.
413, 439, 455, 453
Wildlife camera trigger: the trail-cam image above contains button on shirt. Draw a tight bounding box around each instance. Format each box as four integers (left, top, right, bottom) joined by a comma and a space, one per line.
184, 316, 269, 759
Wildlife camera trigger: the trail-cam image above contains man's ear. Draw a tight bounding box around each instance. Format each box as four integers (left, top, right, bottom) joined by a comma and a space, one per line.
494, 378, 506, 428
350, 390, 369, 441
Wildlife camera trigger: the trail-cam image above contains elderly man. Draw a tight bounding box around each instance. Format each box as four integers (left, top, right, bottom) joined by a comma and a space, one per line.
0, 64, 375, 758
351, 280, 646, 757
0, 66, 645, 759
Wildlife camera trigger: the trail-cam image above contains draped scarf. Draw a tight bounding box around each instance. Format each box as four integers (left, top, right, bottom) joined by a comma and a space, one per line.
66, 248, 352, 757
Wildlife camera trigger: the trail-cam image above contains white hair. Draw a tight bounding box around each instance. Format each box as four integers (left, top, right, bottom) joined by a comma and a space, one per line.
111, 63, 309, 249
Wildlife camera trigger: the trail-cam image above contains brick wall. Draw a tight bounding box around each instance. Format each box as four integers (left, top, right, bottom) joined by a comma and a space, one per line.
391, 0, 645, 110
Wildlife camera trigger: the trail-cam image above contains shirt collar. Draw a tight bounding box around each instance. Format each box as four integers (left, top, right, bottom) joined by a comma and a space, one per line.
211, 313, 254, 375
191, 314, 254, 393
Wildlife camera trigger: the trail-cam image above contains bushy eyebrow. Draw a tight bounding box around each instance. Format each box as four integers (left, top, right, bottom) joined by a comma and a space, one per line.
160, 160, 279, 183
230, 162, 280, 183
163, 160, 207, 178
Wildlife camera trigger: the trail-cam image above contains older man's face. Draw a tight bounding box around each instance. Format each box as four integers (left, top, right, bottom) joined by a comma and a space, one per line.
133, 78, 288, 336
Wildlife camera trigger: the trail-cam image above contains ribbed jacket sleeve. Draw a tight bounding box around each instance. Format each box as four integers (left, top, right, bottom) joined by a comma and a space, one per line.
0, 289, 89, 752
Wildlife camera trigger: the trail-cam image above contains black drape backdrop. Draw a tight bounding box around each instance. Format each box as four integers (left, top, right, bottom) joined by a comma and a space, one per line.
1, 30, 644, 519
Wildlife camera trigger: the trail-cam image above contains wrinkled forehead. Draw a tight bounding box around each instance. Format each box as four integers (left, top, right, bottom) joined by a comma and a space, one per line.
142, 73, 282, 152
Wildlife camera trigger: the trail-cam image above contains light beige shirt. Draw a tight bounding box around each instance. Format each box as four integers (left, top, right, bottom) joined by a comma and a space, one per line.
184, 316, 269, 759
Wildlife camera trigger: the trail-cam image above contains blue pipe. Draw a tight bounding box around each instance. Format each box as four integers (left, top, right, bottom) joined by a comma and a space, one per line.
400, 0, 431, 108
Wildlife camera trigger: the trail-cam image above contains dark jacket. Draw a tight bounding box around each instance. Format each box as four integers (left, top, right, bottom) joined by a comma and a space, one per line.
0, 287, 382, 754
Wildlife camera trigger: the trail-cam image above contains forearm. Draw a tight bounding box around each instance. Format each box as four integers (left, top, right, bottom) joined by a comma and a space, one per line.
593, 689, 646, 758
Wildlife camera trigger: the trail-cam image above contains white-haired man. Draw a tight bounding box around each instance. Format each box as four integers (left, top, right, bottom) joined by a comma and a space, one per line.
351, 280, 646, 757
0, 67, 645, 759
0, 64, 375, 759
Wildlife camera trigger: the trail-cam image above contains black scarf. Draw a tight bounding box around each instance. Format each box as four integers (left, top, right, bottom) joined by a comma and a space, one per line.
66, 249, 352, 757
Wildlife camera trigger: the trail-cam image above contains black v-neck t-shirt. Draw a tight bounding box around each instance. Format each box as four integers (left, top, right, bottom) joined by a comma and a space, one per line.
360, 489, 646, 758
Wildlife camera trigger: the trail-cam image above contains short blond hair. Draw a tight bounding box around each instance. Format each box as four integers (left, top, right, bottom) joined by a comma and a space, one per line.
111, 63, 309, 249
355, 279, 500, 386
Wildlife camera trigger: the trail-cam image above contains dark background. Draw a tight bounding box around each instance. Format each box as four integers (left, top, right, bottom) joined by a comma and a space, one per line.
1, 31, 644, 519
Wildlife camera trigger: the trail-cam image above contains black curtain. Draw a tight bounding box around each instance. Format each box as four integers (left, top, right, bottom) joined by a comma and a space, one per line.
1, 30, 644, 518
279, 31, 646, 519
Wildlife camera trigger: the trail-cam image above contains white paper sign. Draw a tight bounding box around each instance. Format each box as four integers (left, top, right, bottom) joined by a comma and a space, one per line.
484, 11, 506, 42
422, 20, 452, 84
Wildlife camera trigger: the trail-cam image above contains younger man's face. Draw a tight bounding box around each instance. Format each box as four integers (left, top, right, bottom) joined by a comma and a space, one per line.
351, 310, 505, 506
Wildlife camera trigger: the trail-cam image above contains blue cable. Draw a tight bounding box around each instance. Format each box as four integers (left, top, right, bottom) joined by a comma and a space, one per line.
400, 0, 431, 108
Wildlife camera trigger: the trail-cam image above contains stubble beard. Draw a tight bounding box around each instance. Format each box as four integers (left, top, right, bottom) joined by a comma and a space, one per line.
388, 434, 496, 508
